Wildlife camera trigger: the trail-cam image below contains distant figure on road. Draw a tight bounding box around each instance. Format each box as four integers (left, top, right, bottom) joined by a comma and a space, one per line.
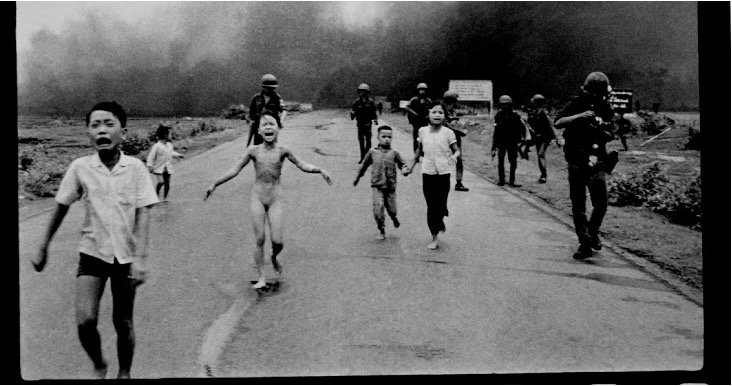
404, 83, 433, 151
443, 90, 469, 191
554, 71, 617, 260
526, 94, 562, 183
32, 101, 159, 379
405, 101, 461, 250
491, 95, 526, 187
146, 125, 185, 202
354, 125, 409, 240
377, 101, 384, 116
205, 110, 333, 289
350, 83, 379, 163
247, 74, 286, 146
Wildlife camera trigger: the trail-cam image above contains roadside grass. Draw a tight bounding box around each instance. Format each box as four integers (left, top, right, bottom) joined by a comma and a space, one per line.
382, 111, 702, 291
18, 116, 250, 202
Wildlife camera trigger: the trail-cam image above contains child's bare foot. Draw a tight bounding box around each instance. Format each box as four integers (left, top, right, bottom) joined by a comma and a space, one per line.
376, 232, 386, 240
93, 361, 108, 380
427, 241, 438, 250
252, 277, 267, 289
117, 370, 130, 379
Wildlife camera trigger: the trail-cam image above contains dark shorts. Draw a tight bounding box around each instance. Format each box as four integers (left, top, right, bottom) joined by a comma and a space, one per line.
77, 253, 132, 278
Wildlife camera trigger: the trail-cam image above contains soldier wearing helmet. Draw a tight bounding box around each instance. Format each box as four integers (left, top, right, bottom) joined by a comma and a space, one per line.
526, 93, 562, 183
491, 94, 527, 187
350, 83, 379, 162
404, 83, 432, 151
554, 71, 617, 260
442, 90, 469, 191
248, 74, 286, 146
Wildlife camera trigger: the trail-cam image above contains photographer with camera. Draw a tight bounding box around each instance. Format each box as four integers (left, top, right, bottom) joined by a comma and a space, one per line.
555, 72, 617, 260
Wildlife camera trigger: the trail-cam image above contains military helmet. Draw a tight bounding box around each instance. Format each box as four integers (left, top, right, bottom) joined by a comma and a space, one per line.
443, 90, 459, 100
582, 72, 610, 95
261, 74, 278, 88
417, 83, 428, 90
498, 95, 513, 105
531, 94, 545, 103
357, 83, 370, 92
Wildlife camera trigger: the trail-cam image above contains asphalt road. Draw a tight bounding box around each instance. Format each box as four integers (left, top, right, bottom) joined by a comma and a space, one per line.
19, 110, 703, 379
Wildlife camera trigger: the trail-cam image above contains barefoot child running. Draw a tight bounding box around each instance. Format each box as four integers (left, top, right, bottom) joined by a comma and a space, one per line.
146, 125, 185, 202
354, 125, 409, 240
204, 110, 332, 289
404, 101, 461, 250
32, 101, 159, 379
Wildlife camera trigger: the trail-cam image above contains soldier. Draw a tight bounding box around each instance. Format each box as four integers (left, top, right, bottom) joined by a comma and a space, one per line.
247, 74, 286, 146
491, 95, 526, 187
526, 94, 562, 183
554, 72, 617, 260
350, 83, 379, 163
443, 90, 469, 191
404, 83, 432, 151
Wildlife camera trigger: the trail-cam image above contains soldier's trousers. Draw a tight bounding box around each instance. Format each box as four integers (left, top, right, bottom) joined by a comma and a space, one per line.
568, 164, 608, 247
497, 146, 518, 183
372, 187, 397, 231
357, 123, 372, 162
535, 140, 551, 178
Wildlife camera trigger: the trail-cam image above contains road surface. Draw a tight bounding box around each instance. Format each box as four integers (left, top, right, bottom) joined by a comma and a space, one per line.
19, 110, 703, 379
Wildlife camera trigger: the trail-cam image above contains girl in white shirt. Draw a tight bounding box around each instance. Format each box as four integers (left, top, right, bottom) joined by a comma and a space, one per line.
146, 125, 184, 201
405, 101, 461, 250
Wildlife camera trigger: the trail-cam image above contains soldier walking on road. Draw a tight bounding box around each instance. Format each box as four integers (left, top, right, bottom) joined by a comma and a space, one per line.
491, 95, 526, 187
404, 83, 432, 151
247, 74, 286, 146
554, 72, 617, 260
32, 101, 159, 379
443, 90, 469, 191
350, 83, 379, 163
526, 94, 562, 183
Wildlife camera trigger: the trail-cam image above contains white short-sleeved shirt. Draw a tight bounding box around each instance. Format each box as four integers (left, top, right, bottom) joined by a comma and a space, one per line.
55, 153, 159, 264
418, 125, 457, 175
146, 141, 182, 174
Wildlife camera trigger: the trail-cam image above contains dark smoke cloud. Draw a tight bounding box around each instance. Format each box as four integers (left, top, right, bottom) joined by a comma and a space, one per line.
18, 2, 698, 116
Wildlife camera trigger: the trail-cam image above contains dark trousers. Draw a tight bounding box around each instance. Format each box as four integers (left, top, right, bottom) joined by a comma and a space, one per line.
411, 123, 422, 151
248, 122, 263, 145
535, 140, 550, 178
357, 123, 372, 161
568, 164, 608, 246
422, 173, 451, 235
455, 135, 464, 182
497, 145, 518, 183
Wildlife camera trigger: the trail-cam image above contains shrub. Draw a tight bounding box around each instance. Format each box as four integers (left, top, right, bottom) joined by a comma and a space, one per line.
120, 131, 150, 155
608, 163, 701, 230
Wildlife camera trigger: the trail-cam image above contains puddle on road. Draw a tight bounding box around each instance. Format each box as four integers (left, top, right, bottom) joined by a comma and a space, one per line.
663, 325, 703, 341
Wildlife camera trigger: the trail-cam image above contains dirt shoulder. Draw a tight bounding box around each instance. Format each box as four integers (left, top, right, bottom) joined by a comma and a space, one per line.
381, 111, 702, 300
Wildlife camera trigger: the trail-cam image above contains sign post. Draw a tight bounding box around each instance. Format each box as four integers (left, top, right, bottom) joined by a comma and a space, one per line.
448, 80, 493, 115
609, 88, 633, 114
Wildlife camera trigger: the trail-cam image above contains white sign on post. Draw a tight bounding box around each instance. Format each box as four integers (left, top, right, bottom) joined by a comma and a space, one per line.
399, 100, 409, 109
448, 80, 493, 102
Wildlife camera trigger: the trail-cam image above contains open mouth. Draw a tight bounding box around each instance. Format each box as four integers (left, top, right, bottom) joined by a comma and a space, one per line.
96, 138, 112, 146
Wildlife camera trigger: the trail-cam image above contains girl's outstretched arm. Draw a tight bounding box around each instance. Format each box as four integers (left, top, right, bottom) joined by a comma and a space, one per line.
283, 146, 333, 185
204, 150, 252, 200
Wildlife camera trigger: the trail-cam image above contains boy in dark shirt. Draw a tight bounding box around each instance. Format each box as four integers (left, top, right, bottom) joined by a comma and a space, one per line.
354, 125, 409, 240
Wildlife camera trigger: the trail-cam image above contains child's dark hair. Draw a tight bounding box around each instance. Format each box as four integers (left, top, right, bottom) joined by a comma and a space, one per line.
86, 101, 127, 128
377, 125, 393, 133
156, 125, 171, 140
260, 109, 282, 128
427, 100, 447, 112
